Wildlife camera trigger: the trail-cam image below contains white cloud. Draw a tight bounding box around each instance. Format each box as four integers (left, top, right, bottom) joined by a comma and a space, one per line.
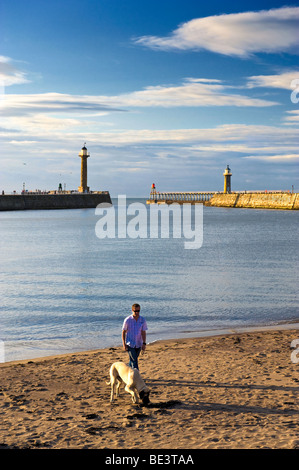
190, 144, 299, 154
5, 115, 90, 134
244, 154, 299, 161
0, 78, 277, 125
134, 7, 299, 57
0, 56, 11, 63
106, 78, 277, 107
247, 70, 299, 90
0, 92, 120, 117
284, 110, 299, 124
50, 124, 298, 147
8, 140, 39, 145
2, 122, 298, 147
0, 56, 30, 87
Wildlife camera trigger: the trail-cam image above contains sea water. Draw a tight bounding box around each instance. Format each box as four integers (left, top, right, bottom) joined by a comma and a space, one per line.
0, 199, 298, 361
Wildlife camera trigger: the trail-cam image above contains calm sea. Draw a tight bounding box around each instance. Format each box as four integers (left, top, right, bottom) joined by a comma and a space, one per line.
0, 199, 298, 361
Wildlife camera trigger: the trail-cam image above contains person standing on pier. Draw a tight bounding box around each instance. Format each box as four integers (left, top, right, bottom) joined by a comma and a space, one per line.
122, 304, 147, 370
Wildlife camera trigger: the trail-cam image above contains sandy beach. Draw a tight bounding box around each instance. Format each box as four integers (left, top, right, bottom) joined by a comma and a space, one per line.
0, 327, 298, 450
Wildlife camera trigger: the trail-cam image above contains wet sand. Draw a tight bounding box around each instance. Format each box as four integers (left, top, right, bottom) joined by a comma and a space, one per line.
0, 327, 298, 449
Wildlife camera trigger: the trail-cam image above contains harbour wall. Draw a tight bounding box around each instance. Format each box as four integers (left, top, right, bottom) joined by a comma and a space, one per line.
206, 192, 299, 210
0, 192, 112, 211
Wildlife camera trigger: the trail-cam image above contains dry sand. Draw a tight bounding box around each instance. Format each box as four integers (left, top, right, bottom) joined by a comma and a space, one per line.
0, 328, 298, 449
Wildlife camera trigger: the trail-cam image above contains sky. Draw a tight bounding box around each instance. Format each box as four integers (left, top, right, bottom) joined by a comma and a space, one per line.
0, 0, 299, 196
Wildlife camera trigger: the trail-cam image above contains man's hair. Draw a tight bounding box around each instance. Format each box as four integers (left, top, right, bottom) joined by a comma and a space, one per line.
132, 303, 140, 309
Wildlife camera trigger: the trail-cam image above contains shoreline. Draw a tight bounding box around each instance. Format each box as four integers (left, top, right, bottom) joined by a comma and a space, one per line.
3, 320, 299, 365
0, 325, 298, 449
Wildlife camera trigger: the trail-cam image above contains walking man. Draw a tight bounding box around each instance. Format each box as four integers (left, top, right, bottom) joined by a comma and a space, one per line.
122, 303, 147, 370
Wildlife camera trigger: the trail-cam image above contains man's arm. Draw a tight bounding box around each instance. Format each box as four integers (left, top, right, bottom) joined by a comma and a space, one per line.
141, 330, 146, 350
122, 329, 127, 350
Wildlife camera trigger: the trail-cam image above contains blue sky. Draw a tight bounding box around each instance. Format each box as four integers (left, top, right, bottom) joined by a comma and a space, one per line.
1, 0, 298, 196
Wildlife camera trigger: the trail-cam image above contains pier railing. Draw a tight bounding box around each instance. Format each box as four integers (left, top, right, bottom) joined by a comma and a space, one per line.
148, 191, 217, 203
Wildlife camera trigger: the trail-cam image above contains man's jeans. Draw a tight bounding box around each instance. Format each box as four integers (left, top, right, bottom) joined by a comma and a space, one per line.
127, 346, 141, 370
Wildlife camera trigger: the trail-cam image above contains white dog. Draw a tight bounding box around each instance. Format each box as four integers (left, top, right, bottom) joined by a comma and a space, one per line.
107, 361, 150, 405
